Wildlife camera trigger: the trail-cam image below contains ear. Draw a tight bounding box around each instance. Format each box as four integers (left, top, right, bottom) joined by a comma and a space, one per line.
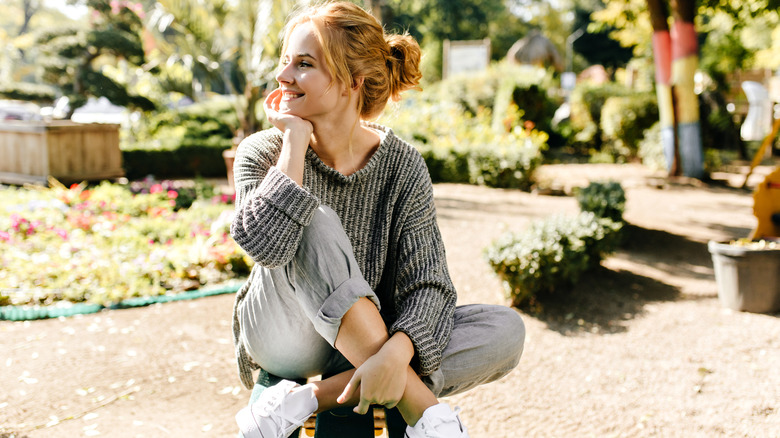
351, 76, 365, 92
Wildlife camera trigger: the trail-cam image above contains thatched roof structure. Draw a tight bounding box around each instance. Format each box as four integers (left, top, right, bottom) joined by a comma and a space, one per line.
507, 31, 564, 72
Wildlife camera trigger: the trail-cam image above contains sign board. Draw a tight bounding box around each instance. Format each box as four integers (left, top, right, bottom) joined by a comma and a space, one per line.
443, 39, 491, 79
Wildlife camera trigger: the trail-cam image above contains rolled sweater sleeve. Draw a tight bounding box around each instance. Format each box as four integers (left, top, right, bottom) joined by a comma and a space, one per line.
230, 131, 319, 268
389, 164, 456, 376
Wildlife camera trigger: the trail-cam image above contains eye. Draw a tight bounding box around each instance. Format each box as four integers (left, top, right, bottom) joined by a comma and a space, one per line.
299, 61, 313, 68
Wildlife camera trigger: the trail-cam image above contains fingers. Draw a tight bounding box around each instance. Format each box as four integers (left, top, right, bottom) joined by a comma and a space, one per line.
337, 372, 360, 405
264, 88, 281, 112
354, 397, 371, 415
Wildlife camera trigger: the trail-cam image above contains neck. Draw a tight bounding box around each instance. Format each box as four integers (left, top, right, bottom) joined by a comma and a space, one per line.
310, 117, 379, 175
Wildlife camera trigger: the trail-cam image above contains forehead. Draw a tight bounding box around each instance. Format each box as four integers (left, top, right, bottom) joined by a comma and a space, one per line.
284, 21, 322, 57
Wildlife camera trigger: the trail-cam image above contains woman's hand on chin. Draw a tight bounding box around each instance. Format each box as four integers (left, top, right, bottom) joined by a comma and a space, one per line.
264, 88, 313, 138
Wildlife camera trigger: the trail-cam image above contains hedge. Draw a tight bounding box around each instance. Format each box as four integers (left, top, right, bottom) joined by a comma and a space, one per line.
485, 212, 623, 308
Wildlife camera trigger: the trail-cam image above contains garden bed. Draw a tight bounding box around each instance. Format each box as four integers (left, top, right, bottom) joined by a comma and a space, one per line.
0, 179, 248, 311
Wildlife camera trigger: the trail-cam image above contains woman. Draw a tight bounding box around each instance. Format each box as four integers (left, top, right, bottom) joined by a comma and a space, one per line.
230, 2, 525, 437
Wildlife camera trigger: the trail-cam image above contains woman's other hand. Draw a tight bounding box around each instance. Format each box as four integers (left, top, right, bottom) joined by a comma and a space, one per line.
336, 333, 413, 414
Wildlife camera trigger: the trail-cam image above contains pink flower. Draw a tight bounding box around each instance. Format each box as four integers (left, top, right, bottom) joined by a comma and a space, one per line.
167, 190, 178, 199
55, 229, 68, 240
0, 231, 10, 241
150, 184, 163, 194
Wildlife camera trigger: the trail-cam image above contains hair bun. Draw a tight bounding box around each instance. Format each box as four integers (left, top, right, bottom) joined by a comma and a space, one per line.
385, 34, 422, 102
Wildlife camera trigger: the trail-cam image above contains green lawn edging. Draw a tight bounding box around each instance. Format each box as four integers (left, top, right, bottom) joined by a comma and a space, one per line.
0, 282, 242, 321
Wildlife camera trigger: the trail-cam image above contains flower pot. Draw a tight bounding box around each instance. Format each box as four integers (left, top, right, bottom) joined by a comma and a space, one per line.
223, 148, 236, 194
708, 240, 780, 313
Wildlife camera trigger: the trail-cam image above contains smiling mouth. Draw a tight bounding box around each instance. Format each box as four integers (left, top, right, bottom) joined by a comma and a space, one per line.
281, 91, 304, 101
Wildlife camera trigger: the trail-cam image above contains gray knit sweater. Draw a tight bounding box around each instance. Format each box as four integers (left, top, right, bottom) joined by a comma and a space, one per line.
230, 123, 456, 389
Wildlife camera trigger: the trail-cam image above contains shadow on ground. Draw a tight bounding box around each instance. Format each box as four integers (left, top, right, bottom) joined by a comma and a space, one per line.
531, 265, 680, 336
526, 223, 721, 335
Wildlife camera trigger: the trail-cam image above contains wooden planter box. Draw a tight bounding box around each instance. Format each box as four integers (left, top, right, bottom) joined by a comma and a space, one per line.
0, 121, 124, 185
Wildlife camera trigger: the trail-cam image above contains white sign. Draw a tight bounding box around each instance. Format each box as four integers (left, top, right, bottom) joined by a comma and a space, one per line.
443, 39, 491, 79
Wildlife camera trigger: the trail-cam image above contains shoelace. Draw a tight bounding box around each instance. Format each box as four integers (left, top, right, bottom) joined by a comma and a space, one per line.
409, 406, 465, 438
250, 384, 306, 438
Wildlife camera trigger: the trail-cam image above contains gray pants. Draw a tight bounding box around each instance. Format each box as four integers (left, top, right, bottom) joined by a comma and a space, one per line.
239, 206, 524, 397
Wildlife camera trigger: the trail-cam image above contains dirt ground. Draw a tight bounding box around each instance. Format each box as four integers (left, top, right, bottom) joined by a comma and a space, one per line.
1, 163, 779, 438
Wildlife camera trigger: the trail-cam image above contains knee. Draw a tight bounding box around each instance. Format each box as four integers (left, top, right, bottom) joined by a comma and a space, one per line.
493, 307, 525, 367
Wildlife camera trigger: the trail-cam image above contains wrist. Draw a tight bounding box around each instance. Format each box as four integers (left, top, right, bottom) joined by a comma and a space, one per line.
381, 332, 415, 366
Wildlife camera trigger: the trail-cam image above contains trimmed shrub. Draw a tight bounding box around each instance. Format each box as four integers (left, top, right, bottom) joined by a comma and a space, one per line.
638, 122, 666, 172
383, 99, 548, 189
568, 82, 630, 153
122, 97, 239, 178
575, 181, 626, 223
485, 212, 623, 308
122, 146, 229, 180
599, 92, 658, 159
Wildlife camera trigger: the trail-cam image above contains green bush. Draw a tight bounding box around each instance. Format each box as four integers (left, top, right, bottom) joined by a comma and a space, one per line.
122, 97, 239, 178
638, 122, 666, 172
122, 146, 229, 179
599, 92, 658, 159
484, 212, 623, 308
568, 82, 631, 153
382, 98, 548, 189
575, 181, 626, 223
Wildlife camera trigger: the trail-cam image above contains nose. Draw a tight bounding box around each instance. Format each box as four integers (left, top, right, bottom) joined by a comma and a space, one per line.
276, 63, 293, 85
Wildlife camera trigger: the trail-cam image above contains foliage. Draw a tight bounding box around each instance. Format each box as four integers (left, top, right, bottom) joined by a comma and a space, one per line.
125, 97, 239, 151
599, 91, 658, 159
484, 211, 623, 308
575, 181, 626, 223
571, 3, 634, 71
568, 82, 631, 154
638, 122, 666, 172
590, 0, 653, 58
592, 0, 780, 84
383, 0, 529, 81
382, 89, 548, 189
121, 97, 239, 178
0, 179, 246, 308
5, 0, 156, 116
429, 61, 561, 140
146, 0, 295, 139
0, 81, 57, 103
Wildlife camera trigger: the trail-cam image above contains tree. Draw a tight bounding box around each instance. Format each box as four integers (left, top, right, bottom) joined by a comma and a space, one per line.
594, 0, 780, 176
0, 0, 156, 117
594, 0, 704, 177
571, 3, 634, 73
147, 0, 296, 140
383, 0, 525, 81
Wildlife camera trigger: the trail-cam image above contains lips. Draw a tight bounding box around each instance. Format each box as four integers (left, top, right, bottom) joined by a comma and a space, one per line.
281, 90, 304, 101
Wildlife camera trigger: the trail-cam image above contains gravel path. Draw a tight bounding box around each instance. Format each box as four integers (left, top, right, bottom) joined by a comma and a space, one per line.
2, 163, 778, 438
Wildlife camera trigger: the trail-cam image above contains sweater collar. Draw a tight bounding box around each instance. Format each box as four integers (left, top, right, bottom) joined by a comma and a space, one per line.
305, 122, 394, 184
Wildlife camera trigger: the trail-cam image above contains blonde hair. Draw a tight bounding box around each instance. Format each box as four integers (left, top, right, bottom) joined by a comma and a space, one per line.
280, 1, 422, 120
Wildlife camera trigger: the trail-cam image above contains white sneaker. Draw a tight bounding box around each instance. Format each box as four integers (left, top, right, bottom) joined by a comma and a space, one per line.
236, 380, 317, 438
404, 403, 470, 438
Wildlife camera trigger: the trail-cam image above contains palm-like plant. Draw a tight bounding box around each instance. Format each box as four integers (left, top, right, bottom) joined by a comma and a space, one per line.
147, 0, 297, 140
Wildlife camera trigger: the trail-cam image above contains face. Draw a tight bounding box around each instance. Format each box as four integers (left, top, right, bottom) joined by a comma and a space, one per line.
275, 21, 348, 122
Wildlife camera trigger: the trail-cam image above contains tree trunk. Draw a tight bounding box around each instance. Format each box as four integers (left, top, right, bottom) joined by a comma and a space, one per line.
669, 0, 703, 178
647, 0, 703, 178
647, 0, 679, 176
